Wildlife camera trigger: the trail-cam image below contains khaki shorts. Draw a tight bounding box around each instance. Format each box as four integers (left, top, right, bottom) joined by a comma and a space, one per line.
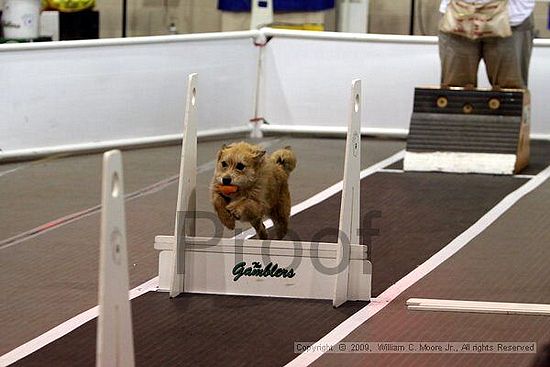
438, 15, 534, 88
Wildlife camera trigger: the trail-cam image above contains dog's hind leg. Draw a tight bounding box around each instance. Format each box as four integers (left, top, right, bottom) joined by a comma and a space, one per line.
251, 218, 268, 240
271, 193, 290, 240
272, 215, 288, 240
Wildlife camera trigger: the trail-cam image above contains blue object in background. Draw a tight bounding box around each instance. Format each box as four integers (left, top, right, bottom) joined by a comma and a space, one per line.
547, 3, 550, 30
218, 0, 335, 12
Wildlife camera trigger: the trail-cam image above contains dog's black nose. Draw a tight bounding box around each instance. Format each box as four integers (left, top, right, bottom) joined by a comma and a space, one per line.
222, 177, 232, 185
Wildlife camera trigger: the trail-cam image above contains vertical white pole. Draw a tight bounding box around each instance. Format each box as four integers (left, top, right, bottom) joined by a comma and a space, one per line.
338, 0, 369, 33
250, 0, 274, 30
170, 73, 198, 298
96, 150, 135, 367
250, 51, 264, 139
338, 0, 351, 32
333, 79, 362, 308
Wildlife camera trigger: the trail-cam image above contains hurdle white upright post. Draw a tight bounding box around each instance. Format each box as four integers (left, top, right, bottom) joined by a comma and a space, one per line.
96, 150, 135, 367
169, 73, 198, 298
250, 0, 273, 29
333, 79, 362, 307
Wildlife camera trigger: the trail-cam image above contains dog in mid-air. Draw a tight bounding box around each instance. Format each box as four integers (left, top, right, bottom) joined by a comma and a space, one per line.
211, 142, 296, 240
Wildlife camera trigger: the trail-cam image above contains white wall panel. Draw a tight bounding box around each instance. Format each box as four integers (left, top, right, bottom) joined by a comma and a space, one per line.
259, 31, 550, 138
528, 42, 550, 138
0, 33, 259, 159
1, 29, 547, 161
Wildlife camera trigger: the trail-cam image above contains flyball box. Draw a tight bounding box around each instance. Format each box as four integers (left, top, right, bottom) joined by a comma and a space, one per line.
404, 87, 530, 175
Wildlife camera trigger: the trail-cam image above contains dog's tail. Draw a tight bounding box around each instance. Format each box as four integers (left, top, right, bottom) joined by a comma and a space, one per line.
270, 146, 297, 174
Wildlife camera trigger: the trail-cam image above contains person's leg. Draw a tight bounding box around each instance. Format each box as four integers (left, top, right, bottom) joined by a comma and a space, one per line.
518, 15, 535, 87
439, 31, 482, 87
482, 15, 534, 88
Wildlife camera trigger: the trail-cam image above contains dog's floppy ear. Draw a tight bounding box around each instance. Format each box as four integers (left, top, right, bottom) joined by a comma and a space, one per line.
254, 149, 266, 161
217, 143, 229, 161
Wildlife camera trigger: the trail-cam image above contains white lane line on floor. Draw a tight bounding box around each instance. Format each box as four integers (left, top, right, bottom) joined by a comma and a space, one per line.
285, 163, 550, 367
0, 154, 69, 179
0, 166, 26, 178
295, 150, 405, 216
0, 148, 404, 365
0, 176, 177, 251
235, 150, 406, 240
378, 168, 404, 174
0, 140, 280, 251
0, 277, 159, 367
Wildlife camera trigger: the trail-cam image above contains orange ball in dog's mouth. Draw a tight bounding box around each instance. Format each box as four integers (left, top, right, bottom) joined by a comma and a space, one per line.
217, 185, 238, 195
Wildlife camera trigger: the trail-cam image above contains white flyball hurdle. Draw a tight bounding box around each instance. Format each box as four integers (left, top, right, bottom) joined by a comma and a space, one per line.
155, 74, 371, 307
97, 150, 135, 367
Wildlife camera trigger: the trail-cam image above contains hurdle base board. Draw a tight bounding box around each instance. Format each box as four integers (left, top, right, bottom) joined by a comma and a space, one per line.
407, 298, 550, 316
403, 151, 517, 175
155, 235, 371, 301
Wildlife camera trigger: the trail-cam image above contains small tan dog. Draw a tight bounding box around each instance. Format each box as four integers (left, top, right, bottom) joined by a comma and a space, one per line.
211, 142, 297, 240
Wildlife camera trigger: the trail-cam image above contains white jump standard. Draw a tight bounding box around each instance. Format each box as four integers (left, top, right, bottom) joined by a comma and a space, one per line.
96, 150, 135, 367
155, 74, 372, 307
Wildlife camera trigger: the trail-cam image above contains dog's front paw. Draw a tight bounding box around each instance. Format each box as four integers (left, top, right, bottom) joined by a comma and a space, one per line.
215, 207, 236, 230
227, 204, 243, 220
220, 214, 236, 230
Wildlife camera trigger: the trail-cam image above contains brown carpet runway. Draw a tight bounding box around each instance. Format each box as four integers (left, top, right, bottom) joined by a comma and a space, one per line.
5, 139, 549, 366
313, 179, 550, 367
13, 170, 529, 366
280, 172, 524, 297
0, 137, 404, 354
13, 293, 364, 367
